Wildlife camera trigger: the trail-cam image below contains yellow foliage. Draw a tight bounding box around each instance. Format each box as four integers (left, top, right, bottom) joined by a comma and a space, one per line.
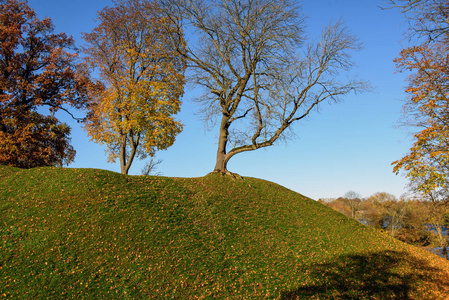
82, 0, 186, 174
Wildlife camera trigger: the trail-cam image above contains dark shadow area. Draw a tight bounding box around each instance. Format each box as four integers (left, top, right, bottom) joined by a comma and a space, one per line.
281, 250, 449, 299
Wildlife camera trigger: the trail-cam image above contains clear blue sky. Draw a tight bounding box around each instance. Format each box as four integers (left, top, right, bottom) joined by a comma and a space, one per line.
27, 0, 413, 200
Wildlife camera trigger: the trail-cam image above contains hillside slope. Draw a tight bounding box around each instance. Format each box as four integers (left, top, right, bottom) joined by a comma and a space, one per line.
1, 165, 449, 299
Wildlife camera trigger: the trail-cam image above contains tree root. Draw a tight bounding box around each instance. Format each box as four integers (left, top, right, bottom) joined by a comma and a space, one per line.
212, 170, 243, 180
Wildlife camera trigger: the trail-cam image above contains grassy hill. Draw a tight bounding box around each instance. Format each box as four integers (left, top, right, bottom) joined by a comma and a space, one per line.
1, 165, 449, 299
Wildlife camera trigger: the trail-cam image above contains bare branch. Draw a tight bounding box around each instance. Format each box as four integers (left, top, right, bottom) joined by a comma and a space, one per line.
162, 0, 368, 174
385, 0, 449, 44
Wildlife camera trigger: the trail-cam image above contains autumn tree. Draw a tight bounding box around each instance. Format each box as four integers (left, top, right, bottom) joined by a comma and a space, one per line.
362, 192, 397, 229
322, 197, 352, 218
388, 0, 449, 258
83, 0, 186, 175
0, 0, 93, 168
365, 193, 431, 245
377, 195, 407, 238
162, 0, 368, 175
392, 0, 449, 199
398, 199, 430, 245
0, 112, 75, 168
393, 43, 449, 197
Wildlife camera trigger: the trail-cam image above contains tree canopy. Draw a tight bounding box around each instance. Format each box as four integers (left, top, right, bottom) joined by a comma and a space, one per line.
0, 0, 93, 168
83, 0, 186, 175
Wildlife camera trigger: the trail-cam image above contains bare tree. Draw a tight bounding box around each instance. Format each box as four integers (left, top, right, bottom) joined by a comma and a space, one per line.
379, 197, 408, 238
386, 0, 449, 43
344, 191, 363, 219
141, 158, 163, 176
163, 0, 369, 175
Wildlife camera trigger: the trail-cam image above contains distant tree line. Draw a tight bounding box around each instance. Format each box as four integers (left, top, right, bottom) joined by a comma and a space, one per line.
319, 191, 449, 259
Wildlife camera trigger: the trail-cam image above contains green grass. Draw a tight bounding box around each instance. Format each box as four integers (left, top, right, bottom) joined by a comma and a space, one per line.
1, 165, 449, 299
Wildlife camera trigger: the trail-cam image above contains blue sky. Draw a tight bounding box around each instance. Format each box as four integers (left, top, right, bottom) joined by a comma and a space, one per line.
27, 0, 412, 200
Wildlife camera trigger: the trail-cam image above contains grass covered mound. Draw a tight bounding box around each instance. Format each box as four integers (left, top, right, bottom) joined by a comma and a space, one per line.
1, 165, 449, 299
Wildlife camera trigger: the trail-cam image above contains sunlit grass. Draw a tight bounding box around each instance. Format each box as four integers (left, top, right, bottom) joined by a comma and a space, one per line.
1, 165, 449, 299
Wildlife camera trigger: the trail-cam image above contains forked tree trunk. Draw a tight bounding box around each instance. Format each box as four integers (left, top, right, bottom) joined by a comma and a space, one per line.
119, 133, 138, 175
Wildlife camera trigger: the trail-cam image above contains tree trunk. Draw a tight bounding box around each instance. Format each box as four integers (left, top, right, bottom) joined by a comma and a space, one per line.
442, 245, 448, 260
125, 141, 137, 175
436, 225, 448, 260
119, 134, 128, 175
214, 116, 230, 174
119, 133, 139, 175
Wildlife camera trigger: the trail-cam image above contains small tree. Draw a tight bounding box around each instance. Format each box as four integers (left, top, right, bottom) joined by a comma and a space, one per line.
83, 0, 186, 174
0, 0, 93, 168
141, 158, 162, 176
344, 191, 362, 219
163, 0, 368, 175
379, 197, 407, 238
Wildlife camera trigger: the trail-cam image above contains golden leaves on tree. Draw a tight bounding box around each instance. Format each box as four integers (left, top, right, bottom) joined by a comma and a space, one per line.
82, 0, 186, 175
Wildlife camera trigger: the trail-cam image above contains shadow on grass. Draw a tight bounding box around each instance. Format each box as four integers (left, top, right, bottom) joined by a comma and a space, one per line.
281, 250, 449, 299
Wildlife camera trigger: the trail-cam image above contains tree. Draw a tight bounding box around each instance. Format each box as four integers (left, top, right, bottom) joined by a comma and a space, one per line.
363, 192, 398, 229
424, 194, 449, 259
391, 2, 449, 200
398, 199, 430, 245
163, 0, 368, 175
141, 158, 162, 176
388, 1, 449, 258
0, 0, 93, 168
359, 195, 384, 229
323, 197, 352, 218
386, 0, 449, 43
404, 176, 449, 258
392, 42, 449, 197
83, 0, 186, 175
343, 191, 362, 219
0, 112, 75, 168
377, 196, 407, 238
